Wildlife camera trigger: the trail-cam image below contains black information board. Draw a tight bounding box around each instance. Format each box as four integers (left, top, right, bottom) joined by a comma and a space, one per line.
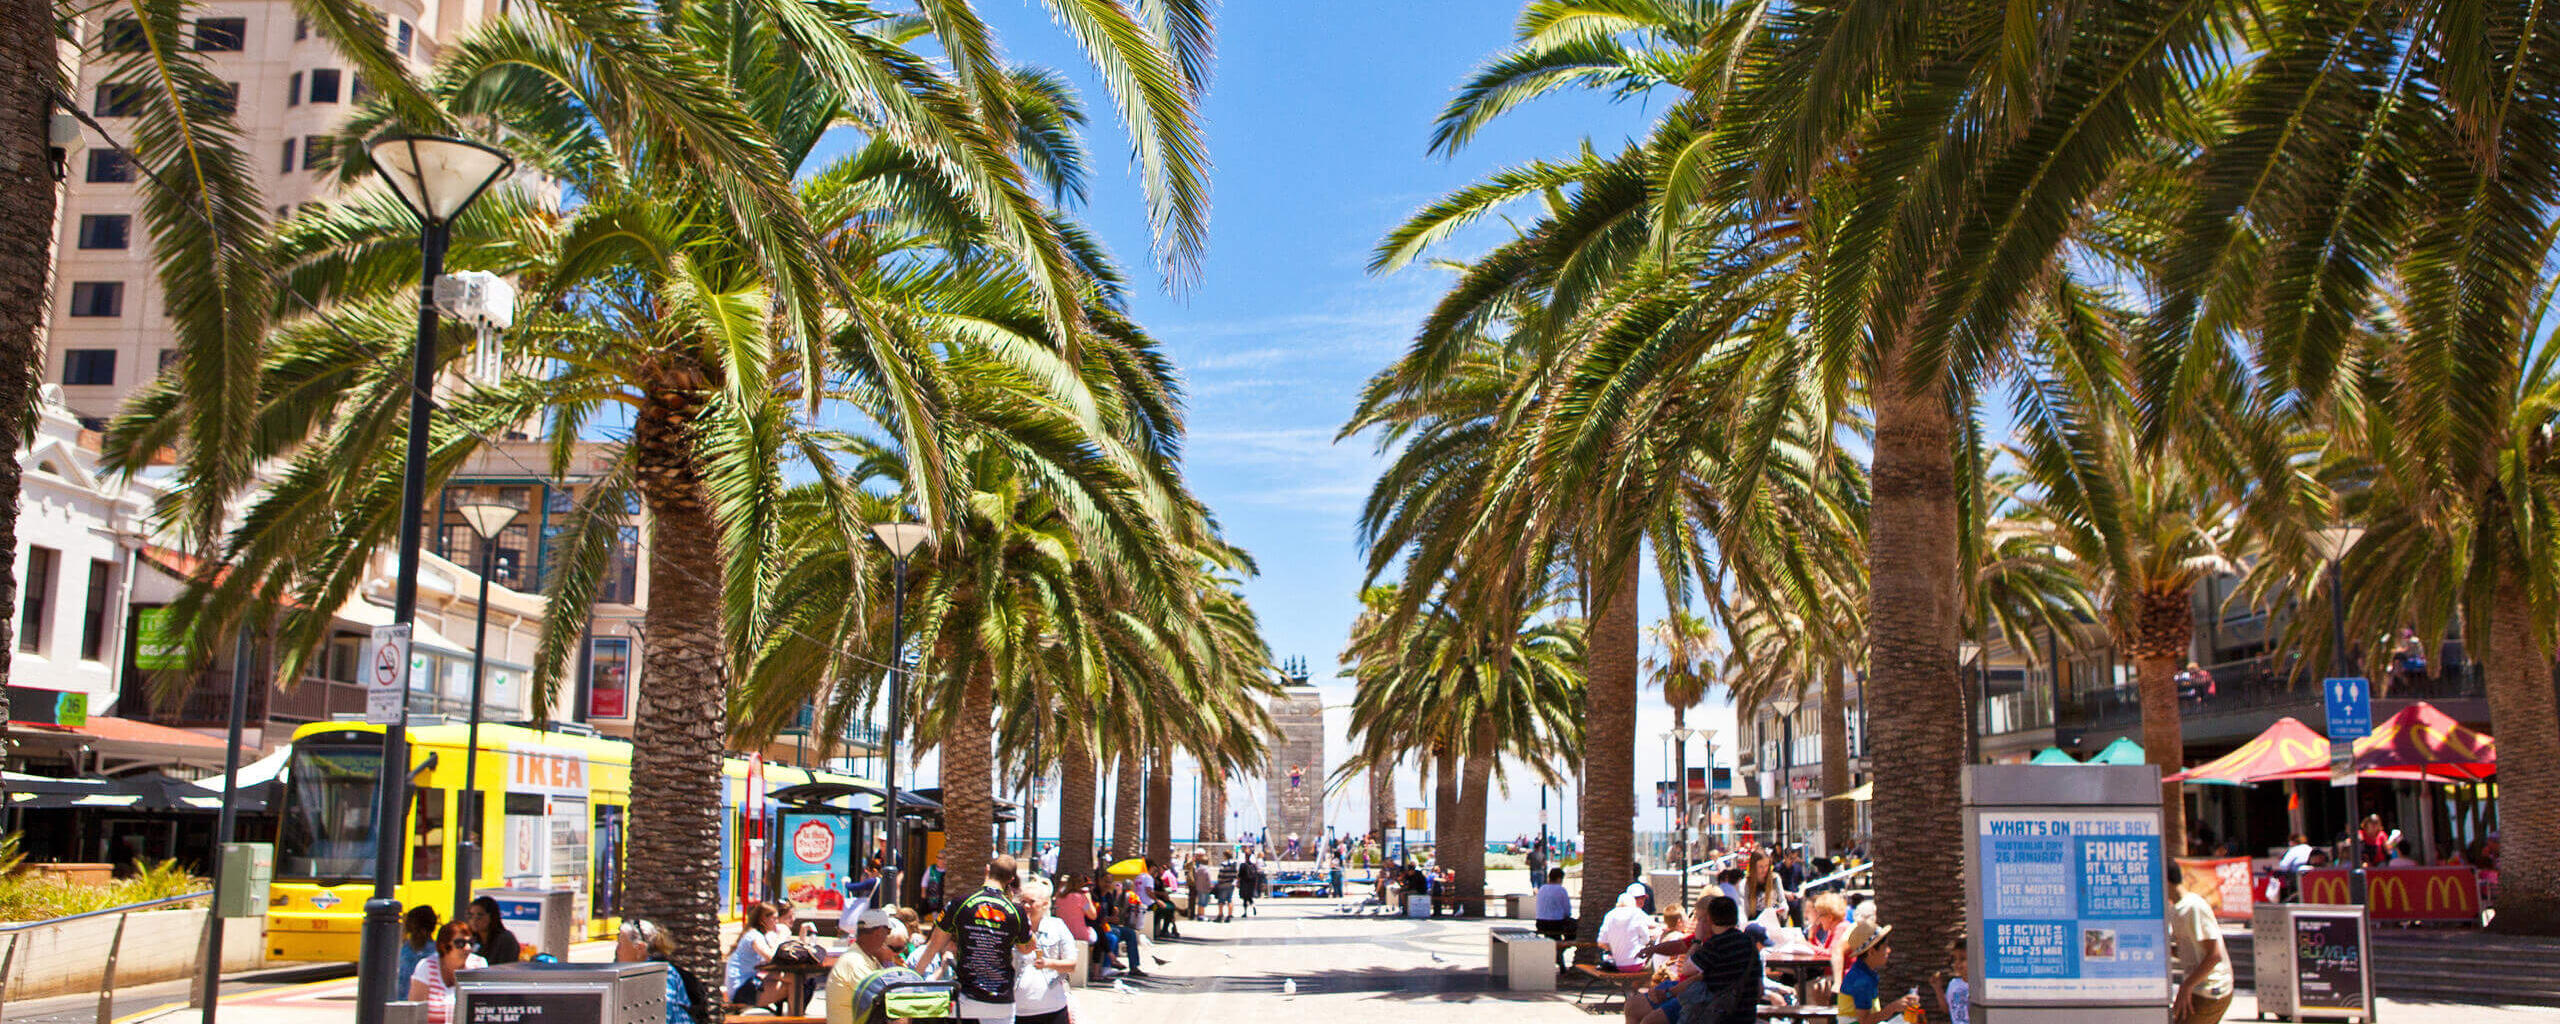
2292, 912, 2367, 1013
463, 990, 602, 1024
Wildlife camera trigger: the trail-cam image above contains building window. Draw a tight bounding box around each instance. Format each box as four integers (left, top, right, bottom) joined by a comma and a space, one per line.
158, 349, 181, 372
188, 82, 238, 117
99, 17, 147, 52
19, 547, 54, 654
326, 634, 361, 683
193, 16, 246, 51
279, 137, 295, 173
305, 68, 340, 103
81, 560, 113, 662
287, 70, 300, 106
395, 20, 412, 55
601, 525, 640, 604
86, 150, 134, 183
95, 83, 146, 117
294, 16, 306, 40
303, 135, 333, 173
63, 349, 117, 386
76, 214, 130, 250
67, 282, 123, 318
349, 74, 369, 103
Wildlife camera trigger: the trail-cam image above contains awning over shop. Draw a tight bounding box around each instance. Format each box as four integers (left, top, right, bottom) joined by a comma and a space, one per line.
2028, 746, 2080, 765
11, 715, 229, 774
2167, 716, 2330, 785
4, 770, 237, 812
1823, 783, 1873, 802
2086, 737, 2148, 766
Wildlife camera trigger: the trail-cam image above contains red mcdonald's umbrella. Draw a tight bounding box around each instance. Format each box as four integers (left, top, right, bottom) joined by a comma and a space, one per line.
2167, 717, 2333, 785
2256, 701, 2496, 783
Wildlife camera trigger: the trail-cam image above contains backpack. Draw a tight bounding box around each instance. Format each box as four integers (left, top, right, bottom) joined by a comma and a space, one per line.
853, 966, 953, 1024
769, 938, 825, 969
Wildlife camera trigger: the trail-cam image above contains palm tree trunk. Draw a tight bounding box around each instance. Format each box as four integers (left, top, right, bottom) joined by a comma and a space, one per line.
1864, 360, 1964, 995
2131, 587, 2193, 860
1820, 666, 1852, 855
2484, 565, 2560, 933
1454, 716, 1495, 915
1432, 743, 1457, 866
1199, 770, 1226, 844
1145, 750, 1173, 869
624, 391, 729, 990
1058, 731, 1097, 883
0, 0, 58, 788
1112, 753, 1142, 860
1577, 552, 1641, 946
1370, 764, 1395, 839
942, 664, 997, 883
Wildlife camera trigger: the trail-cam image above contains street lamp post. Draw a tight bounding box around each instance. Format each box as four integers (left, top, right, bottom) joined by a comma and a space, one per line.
1697, 729, 1717, 853
870, 522, 931, 905
1768, 697, 1801, 852
453, 501, 519, 919
356, 134, 513, 1024
1669, 726, 1696, 904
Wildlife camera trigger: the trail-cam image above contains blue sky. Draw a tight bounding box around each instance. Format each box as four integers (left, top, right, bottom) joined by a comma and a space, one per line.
818, 1, 1746, 842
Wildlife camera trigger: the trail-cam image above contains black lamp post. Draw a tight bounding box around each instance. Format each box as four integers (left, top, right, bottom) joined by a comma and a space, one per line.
453, 501, 520, 919
355, 134, 513, 1024
870, 522, 930, 905
1768, 696, 1800, 851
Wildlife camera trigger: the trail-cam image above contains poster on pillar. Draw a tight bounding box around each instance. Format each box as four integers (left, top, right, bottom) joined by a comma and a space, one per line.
1975, 809, 2171, 1004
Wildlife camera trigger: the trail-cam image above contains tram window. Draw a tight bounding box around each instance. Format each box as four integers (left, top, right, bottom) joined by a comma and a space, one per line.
412, 786, 445, 881
459, 790, 486, 852
278, 744, 384, 882
593, 804, 622, 918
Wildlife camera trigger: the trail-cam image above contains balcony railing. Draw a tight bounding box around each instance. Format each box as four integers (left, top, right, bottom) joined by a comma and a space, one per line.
1980, 648, 2494, 739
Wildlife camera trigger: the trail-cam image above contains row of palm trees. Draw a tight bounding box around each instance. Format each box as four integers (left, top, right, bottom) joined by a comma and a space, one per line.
1343, 0, 2560, 995
15, 0, 1277, 990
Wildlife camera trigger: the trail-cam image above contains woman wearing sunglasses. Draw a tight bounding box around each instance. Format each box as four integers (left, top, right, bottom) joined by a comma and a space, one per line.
408, 921, 487, 1024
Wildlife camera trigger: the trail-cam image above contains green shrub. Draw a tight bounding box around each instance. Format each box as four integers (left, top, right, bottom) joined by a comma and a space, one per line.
0, 855, 208, 923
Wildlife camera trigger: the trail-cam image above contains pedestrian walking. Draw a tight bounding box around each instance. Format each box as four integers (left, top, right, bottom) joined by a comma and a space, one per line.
914, 854, 1036, 1024
1214, 852, 1240, 922
1239, 852, 1264, 916
2169, 868, 2234, 1024
1189, 854, 1215, 921
1013, 878, 1078, 1024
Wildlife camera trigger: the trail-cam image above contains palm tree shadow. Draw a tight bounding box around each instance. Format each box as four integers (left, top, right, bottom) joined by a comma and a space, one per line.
1214, 966, 1574, 1003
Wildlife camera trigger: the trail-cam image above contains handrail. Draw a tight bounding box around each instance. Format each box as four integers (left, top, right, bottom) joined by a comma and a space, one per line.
0, 890, 213, 933
1797, 862, 1872, 892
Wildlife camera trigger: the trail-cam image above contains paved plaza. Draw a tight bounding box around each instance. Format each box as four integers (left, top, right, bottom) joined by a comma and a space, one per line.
0, 894, 2536, 1024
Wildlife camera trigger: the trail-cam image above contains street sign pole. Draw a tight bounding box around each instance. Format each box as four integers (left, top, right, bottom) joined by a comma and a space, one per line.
2324, 676, 2374, 900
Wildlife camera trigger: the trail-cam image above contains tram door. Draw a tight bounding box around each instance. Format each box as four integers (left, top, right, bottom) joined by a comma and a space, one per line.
502, 746, 596, 923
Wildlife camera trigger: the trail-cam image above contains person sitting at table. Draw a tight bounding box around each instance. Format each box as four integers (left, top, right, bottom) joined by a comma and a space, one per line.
619, 919, 710, 1024
825, 907, 897, 1024
1636, 896, 1759, 1024
724, 900, 795, 1010
1931, 934, 1971, 1024
1599, 887, 1661, 971
1833, 920, 1920, 1024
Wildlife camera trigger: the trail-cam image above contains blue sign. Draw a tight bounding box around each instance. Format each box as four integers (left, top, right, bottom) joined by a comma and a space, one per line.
1977, 811, 2171, 1002
2324, 678, 2373, 741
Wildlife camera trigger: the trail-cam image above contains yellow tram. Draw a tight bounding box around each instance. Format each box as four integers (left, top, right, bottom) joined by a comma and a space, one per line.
265, 719, 912, 963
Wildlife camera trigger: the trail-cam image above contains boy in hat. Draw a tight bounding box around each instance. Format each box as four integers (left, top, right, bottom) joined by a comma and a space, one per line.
1834, 920, 1921, 1024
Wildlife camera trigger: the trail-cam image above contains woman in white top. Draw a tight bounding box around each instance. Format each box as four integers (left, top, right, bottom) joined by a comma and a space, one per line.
1014, 878, 1079, 1024
409, 921, 488, 1024
724, 901, 793, 1008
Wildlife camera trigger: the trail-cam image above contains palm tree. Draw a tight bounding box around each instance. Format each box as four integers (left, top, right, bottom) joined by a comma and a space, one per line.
2005, 342, 2250, 859
103, 0, 1212, 976
1341, 586, 1584, 914
1643, 612, 1719, 862
2143, 0, 2560, 931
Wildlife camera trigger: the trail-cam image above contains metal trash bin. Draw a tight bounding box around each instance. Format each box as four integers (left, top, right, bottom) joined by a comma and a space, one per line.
454, 961, 669, 1024
1407, 894, 1432, 919
473, 887, 580, 960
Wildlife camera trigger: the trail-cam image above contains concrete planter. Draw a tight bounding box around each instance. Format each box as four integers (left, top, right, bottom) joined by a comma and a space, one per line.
4, 908, 266, 1000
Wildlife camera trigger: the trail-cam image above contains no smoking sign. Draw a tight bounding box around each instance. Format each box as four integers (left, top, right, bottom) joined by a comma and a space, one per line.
364, 623, 413, 724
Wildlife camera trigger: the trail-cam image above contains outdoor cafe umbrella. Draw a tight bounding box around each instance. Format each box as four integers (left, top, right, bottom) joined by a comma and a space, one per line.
2165, 716, 2333, 785
2251, 702, 2496, 862
2028, 747, 2081, 765
2087, 737, 2148, 766
1106, 857, 1148, 877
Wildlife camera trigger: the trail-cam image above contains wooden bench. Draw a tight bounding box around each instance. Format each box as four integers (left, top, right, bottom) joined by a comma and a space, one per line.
1570, 963, 1653, 1009
1487, 927, 1559, 992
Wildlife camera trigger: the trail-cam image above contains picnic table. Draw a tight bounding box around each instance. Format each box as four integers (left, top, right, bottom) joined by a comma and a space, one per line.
1757, 1005, 1839, 1020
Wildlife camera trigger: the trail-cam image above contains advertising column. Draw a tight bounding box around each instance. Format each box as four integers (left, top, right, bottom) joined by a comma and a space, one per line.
1965, 764, 2172, 1024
